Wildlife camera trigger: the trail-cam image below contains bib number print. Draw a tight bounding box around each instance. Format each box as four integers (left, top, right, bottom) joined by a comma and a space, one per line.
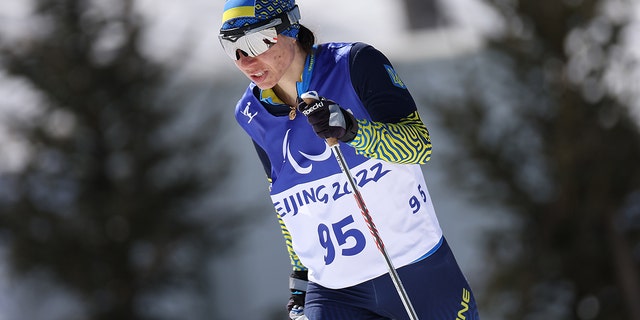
317, 215, 366, 265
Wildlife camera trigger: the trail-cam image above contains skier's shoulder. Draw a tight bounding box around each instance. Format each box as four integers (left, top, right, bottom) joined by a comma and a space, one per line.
316, 41, 376, 56
233, 83, 260, 111
233, 83, 264, 125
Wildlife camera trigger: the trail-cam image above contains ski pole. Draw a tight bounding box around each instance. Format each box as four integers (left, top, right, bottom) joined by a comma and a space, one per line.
301, 94, 419, 320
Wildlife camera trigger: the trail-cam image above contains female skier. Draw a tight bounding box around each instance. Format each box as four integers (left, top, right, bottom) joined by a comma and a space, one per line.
219, 0, 480, 319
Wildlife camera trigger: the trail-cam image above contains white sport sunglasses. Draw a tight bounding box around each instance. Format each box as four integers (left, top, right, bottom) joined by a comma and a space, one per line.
219, 6, 301, 60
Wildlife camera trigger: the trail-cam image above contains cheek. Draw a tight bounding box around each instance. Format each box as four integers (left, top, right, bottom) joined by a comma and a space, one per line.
265, 51, 292, 76
272, 54, 290, 71
273, 46, 295, 69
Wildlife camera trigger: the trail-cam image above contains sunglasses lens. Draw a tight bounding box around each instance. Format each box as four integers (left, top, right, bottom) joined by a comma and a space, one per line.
220, 28, 278, 60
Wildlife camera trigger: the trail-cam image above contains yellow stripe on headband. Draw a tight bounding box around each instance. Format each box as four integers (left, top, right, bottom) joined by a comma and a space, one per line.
222, 6, 256, 23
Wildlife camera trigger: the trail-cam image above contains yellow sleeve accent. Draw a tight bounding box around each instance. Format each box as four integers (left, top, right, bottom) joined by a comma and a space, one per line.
349, 111, 432, 164
275, 213, 307, 271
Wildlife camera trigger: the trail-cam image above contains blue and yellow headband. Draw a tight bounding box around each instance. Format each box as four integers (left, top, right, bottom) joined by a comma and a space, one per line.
220, 0, 300, 38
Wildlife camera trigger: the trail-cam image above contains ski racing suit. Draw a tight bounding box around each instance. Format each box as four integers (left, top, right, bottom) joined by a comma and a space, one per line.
234, 42, 479, 320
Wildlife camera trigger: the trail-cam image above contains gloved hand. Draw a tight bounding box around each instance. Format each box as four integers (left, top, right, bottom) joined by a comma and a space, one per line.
287, 291, 306, 315
288, 304, 306, 320
297, 91, 358, 142
287, 271, 308, 320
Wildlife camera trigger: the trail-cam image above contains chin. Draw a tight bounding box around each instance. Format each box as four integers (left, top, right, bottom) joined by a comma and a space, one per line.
255, 82, 276, 90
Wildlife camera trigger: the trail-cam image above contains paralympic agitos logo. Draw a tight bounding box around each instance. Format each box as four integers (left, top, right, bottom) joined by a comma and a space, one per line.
283, 129, 332, 174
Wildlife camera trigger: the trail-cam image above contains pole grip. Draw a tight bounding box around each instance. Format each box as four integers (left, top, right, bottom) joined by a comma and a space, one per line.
301, 97, 317, 105
301, 95, 340, 147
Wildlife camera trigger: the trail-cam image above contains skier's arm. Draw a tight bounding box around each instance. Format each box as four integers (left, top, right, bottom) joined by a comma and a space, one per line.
275, 213, 308, 271
253, 141, 309, 316
276, 213, 308, 315
348, 112, 431, 164
253, 141, 308, 272
348, 43, 432, 164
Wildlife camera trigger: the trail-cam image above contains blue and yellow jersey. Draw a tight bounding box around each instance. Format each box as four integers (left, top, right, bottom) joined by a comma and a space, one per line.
237, 42, 437, 279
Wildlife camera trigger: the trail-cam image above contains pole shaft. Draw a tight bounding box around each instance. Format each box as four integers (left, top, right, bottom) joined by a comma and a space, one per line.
329, 142, 419, 320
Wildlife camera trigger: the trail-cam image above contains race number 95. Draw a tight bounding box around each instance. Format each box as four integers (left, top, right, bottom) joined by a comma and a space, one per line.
317, 215, 366, 265
409, 184, 427, 214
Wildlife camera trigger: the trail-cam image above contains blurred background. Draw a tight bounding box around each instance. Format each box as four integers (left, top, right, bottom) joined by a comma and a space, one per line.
0, 0, 639, 319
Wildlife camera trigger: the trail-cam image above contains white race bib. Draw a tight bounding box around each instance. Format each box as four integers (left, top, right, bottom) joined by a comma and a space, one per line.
272, 159, 442, 289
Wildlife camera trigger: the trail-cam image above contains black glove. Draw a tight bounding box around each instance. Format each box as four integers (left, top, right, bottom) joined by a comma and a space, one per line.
297, 91, 358, 142
287, 270, 308, 319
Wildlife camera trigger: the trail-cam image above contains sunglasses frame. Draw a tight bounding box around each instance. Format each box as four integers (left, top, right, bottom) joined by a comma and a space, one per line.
219, 5, 301, 60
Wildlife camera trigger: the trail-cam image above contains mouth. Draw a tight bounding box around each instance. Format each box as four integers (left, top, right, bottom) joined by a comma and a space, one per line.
250, 71, 266, 81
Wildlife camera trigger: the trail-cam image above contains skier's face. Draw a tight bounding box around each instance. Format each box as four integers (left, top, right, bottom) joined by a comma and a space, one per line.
234, 35, 297, 90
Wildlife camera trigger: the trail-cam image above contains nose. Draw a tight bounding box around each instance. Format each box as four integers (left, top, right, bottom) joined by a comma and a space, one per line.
235, 51, 257, 70
235, 49, 250, 61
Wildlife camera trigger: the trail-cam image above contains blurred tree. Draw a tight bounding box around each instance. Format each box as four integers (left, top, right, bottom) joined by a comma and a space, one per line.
401, 0, 447, 29
0, 0, 244, 319
413, 0, 640, 319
